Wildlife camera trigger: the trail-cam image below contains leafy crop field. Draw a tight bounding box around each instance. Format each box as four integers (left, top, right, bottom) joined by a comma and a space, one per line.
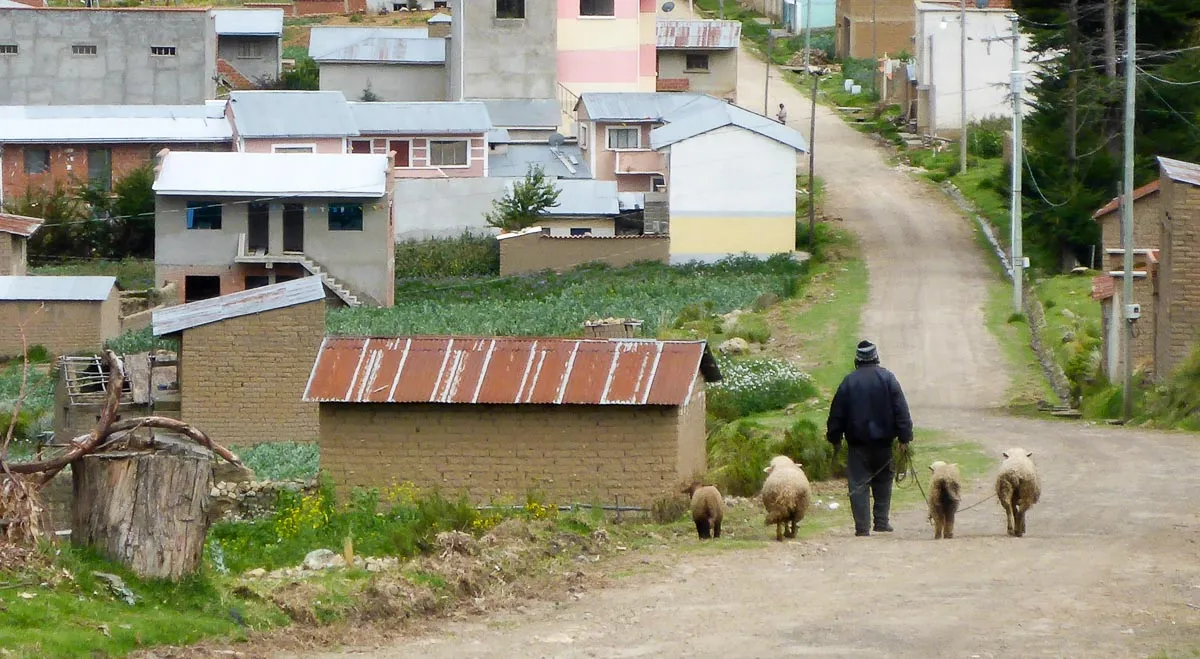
329, 256, 808, 338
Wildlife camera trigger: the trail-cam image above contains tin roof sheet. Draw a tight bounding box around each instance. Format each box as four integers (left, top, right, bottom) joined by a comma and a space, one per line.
1158, 156, 1200, 187
547, 179, 620, 216
229, 91, 359, 138
348, 101, 492, 134
650, 99, 809, 152
488, 144, 592, 179
577, 92, 711, 122
0, 104, 232, 143
309, 27, 443, 63
153, 151, 390, 197
1093, 180, 1160, 219
656, 20, 741, 49
0, 213, 43, 237
0, 275, 115, 301
303, 336, 721, 406
153, 276, 325, 336
481, 99, 562, 128
211, 8, 283, 36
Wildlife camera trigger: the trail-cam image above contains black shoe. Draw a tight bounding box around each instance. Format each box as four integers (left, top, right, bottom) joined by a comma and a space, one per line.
855, 530, 870, 537
873, 524, 893, 532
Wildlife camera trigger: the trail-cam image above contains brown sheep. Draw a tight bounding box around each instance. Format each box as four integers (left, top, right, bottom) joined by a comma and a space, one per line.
927, 460, 962, 539
995, 447, 1041, 537
681, 482, 725, 540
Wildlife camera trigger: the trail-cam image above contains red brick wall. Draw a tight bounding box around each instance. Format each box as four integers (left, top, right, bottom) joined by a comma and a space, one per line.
294, 0, 365, 16
156, 263, 309, 304
2, 143, 231, 200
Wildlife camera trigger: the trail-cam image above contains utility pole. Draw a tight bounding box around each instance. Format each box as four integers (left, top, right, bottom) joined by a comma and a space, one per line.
1009, 13, 1024, 314
1120, 0, 1137, 421
871, 0, 878, 64
718, 0, 724, 19
803, 0, 811, 71
806, 0, 817, 248
959, 0, 968, 175
765, 31, 774, 116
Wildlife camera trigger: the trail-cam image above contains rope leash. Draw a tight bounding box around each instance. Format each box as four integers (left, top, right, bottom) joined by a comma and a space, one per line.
836, 443, 997, 524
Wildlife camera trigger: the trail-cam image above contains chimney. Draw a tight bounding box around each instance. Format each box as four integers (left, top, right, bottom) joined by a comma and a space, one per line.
427, 12, 452, 38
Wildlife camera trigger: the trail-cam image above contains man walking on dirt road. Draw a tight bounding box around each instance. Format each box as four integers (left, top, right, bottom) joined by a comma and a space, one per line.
826, 340, 914, 536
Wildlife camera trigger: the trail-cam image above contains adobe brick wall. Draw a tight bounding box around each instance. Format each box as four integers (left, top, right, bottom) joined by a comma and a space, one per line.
1155, 177, 1200, 378
675, 377, 707, 484
0, 235, 25, 275
0, 289, 119, 358
178, 299, 324, 445
842, 20, 912, 60
2, 142, 231, 200
295, 0, 364, 16
319, 399, 706, 507
156, 263, 308, 303
1097, 193, 1161, 252
1099, 272, 1157, 379
500, 233, 669, 276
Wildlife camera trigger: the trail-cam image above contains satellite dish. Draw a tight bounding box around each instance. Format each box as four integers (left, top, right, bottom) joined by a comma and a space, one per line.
548, 132, 566, 148
662, 1, 674, 12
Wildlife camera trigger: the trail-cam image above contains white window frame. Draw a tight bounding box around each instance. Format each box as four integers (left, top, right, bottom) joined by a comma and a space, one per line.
605, 126, 642, 151
272, 144, 317, 154
72, 44, 98, 56
0, 44, 17, 55
579, 124, 589, 149
236, 42, 262, 59
428, 139, 470, 168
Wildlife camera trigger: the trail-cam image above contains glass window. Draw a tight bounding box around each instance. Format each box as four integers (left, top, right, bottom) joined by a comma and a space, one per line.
685, 53, 710, 71
328, 202, 364, 231
87, 148, 112, 193
570, 228, 592, 236
186, 201, 223, 230
237, 42, 261, 59
496, 0, 524, 18
23, 148, 49, 175
429, 140, 468, 167
580, 0, 614, 16
607, 127, 640, 150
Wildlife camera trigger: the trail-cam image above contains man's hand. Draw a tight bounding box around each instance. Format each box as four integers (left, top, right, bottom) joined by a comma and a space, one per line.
897, 442, 910, 456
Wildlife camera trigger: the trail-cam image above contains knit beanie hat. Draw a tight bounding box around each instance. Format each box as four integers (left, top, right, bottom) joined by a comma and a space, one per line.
855, 340, 879, 364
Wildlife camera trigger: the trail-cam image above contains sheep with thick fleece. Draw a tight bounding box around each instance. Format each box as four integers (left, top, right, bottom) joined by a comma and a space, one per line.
681, 482, 725, 539
927, 461, 962, 539
760, 455, 812, 542
995, 447, 1041, 537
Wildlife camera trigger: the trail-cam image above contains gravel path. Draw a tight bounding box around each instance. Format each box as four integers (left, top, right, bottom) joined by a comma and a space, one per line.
291, 24, 1200, 659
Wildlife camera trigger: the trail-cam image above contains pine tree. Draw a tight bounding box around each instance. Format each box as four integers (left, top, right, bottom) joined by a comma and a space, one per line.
485, 165, 561, 232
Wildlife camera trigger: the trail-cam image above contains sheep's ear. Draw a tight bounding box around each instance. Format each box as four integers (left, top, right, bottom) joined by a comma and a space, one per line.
1002, 451, 1009, 459
1025, 451, 1033, 458
763, 465, 772, 474
928, 464, 935, 473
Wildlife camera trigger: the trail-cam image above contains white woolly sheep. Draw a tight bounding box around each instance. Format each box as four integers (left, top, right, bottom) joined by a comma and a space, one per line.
927, 460, 962, 540
995, 447, 1041, 537
681, 482, 725, 540
760, 455, 812, 542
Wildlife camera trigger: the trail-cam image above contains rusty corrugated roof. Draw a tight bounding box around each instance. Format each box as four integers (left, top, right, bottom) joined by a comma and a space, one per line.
656, 20, 741, 49
1093, 180, 1159, 219
0, 213, 43, 237
303, 336, 721, 406
1091, 275, 1114, 300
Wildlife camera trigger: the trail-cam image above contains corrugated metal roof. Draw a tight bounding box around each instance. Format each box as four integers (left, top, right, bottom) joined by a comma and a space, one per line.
0, 0, 34, 8
153, 276, 325, 336
427, 12, 451, 23
0, 105, 232, 143
651, 100, 809, 152
548, 179, 620, 216
656, 20, 741, 49
1158, 156, 1200, 187
481, 99, 561, 128
229, 91, 359, 138
0, 276, 115, 301
308, 27, 443, 64
0, 213, 43, 237
348, 101, 492, 134
1091, 274, 1114, 300
1093, 180, 1160, 219
211, 8, 283, 36
577, 92, 711, 122
303, 336, 721, 405
153, 151, 390, 198
488, 144, 592, 179
487, 127, 511, 144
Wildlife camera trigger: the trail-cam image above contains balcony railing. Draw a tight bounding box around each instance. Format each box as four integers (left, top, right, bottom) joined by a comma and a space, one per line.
614, 150, 667, 175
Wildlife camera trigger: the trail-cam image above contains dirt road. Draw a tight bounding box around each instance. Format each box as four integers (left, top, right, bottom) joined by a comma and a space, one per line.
296, 30, 1200, 659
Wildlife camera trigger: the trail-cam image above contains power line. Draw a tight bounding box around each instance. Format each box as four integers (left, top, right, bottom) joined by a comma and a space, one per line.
1135, 64, 1200, 87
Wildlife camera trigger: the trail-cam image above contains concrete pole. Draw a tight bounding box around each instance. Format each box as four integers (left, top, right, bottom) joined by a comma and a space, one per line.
959, 0, 968, 175
1121, 0, 1137, 421
765, 32, 773, 116
803, 0, 812, 71
1009, 13, 1024, 315
808, 71, 818, 248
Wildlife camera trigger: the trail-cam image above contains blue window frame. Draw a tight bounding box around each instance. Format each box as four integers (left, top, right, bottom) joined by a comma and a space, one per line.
328, 202, 364, 231
186, 201, 222, 230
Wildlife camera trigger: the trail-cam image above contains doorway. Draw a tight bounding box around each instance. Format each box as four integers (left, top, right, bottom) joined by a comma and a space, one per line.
248, 202, 269, 252
390, 140, 410, 168
283, 203, 304, 253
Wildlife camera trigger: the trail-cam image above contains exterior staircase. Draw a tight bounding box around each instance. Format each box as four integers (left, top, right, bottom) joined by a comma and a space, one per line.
296, 256, 361, 308
234, 233, 363, 307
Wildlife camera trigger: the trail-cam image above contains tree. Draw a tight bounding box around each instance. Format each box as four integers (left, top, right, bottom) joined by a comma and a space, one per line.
360, 83, 381, 102
484, 165, 561, 232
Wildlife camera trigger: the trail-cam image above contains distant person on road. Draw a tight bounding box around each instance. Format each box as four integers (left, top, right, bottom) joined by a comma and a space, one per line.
776, 103, 787, 124
825, 340, 914, 537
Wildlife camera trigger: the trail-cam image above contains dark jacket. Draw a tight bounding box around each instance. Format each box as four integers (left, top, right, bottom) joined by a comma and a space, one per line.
826, 364, 913, 447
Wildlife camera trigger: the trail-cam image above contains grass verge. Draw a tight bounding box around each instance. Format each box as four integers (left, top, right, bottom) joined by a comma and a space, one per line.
29, 259, 155, 291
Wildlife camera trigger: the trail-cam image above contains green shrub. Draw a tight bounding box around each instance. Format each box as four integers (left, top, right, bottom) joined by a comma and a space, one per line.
234, 442, 320, 481
0, 360, 55, 443
728, 314, 772, 344
1142, 342, 1200, 427
707, 357, 817, 422
776, 418, 842, 481
24, 345, 50, 364
104, 326, 178, 355
706, 420, 775, 496
394, 232, 500, 279
841, 57, 877, 94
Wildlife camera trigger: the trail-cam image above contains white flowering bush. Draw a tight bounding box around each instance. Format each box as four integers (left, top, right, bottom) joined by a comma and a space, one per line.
707, 357, 817, 421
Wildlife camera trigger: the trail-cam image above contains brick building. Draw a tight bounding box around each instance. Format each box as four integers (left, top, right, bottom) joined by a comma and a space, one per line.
0, 213, 41, 275
152, 276, 328, 446
1154, 156, 1200, 379
1091, 181, 1161, 380
0, 104, 232, 200
498, 227, 669, 276
835, 0, 915, 60
0, 275, 119, 358
304, 336, 722, 506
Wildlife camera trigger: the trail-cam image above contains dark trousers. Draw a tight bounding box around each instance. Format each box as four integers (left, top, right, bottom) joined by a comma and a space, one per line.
846, 444, 894, 533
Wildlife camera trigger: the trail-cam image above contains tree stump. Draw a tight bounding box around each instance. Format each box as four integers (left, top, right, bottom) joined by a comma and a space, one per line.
71, 438, 214, 580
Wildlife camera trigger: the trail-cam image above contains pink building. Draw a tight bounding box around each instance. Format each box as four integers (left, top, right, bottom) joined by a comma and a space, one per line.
576, 92, 701, 193
227, 91, 359, 154
347, 102, 491, 178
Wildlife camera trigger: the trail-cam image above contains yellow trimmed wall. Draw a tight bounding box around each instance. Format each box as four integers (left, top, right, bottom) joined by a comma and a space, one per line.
558, 18, 642, 49
668, 215, 796, 257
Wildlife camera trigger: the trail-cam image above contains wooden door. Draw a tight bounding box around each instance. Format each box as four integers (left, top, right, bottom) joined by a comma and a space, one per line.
283, 203, 304, 253
390, 140, 410, 168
